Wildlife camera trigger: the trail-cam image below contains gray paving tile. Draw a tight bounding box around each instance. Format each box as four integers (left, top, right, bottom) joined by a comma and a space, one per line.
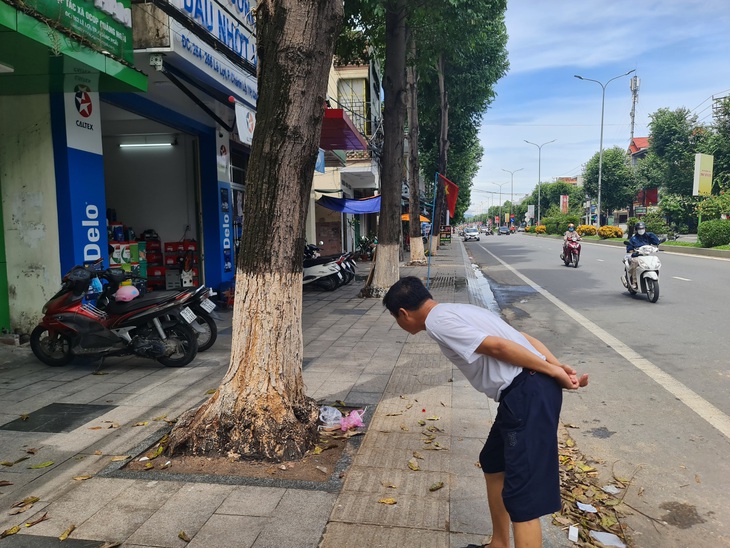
125, 482, 235, 547
320, 522, 449, 548
215, 485, 285, 516
188, 514, 263, 547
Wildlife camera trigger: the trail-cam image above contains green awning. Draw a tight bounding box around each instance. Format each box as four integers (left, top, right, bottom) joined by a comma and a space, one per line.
0, 2, 146, 94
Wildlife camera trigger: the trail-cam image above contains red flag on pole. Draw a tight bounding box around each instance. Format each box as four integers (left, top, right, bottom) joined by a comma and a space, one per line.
438, 173, 459, 217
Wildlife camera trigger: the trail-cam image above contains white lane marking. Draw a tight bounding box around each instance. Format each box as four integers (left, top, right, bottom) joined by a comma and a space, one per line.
596, 259, 605, 262
673, 276, 691, 281
479, 243, 730, 440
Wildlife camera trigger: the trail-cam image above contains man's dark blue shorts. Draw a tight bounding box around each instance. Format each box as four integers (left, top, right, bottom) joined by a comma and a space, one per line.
479, 369, 563, 522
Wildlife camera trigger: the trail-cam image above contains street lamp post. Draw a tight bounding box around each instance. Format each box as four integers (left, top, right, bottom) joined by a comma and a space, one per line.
492, 182, 509, 226
501, 168, 523, 226
524, 139, 556, 225
574, 69, 635, 228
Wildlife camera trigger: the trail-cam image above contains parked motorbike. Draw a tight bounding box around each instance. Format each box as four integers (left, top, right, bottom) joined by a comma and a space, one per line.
621, 244, 662, 302
561, 238, 581, 268
30, 266, 199, 367
303, 243, 343, 291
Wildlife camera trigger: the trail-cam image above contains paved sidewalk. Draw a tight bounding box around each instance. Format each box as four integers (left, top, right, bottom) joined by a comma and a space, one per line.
0, 241, 570, 548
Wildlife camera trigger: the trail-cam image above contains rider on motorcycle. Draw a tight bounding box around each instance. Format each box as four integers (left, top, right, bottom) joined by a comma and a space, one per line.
624, 222, 660, 286
561, 223, 581, 260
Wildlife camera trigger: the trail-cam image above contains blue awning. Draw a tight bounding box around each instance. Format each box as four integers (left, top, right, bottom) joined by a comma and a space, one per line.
316, 195, 380, 214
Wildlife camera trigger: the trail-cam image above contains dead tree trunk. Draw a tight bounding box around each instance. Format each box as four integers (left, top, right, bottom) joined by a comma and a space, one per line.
167, 0, 343, 462
360, 0, 408, 298
406, 28, 426, 266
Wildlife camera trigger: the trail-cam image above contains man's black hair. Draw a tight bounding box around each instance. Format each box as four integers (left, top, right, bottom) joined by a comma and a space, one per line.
382, 276, 433, 315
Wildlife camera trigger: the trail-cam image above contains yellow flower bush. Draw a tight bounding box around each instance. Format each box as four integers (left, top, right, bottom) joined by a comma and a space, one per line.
525, 225, 534, 233
577, 225, 596, 236
535, 225, 547, 234
597, 225, 624, 239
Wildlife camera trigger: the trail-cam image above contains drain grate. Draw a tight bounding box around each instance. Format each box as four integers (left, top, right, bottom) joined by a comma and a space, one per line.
0, 403, 115, 433
428, 275, 455, 289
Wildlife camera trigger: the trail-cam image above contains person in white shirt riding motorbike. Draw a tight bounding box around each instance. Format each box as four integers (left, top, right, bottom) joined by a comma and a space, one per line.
560, 223, 581, 261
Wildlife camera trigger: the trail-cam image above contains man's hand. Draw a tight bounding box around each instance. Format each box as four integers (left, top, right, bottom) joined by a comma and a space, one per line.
553, 363, 589, 390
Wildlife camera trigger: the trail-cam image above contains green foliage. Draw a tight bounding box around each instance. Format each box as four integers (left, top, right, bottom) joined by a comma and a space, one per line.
626, 217, 639, 231
597, 226, 624, 239
540, 213, 581, 235
697, 219, 730, 247
696, 192, 730, 219
641, 211, 671, 235
582, 147, 637, 214
659, 193, 699, 230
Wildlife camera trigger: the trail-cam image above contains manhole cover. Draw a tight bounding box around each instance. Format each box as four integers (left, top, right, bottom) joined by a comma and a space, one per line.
0, 403, 115, 433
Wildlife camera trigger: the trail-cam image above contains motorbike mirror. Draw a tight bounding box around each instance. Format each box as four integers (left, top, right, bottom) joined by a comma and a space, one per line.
318, 241, 324, 246
658, 236, 667, 244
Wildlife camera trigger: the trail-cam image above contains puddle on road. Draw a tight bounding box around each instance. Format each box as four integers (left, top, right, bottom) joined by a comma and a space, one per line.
588, 426, 616, 439
468, 264, 536, 318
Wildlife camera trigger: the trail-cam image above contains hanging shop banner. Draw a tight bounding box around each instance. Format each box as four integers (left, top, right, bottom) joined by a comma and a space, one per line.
57, 73, 108, 271
23, 0, 133, 63
167, 0, 258, 105
316, 195, 381, 215
527, 204, 534, 219
693, 153, 714, 196
234, 102, 256, 145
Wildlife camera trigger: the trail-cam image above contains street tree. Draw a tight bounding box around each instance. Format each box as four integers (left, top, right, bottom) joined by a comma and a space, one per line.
166, 0, 344, 462
582, 146, 638, 220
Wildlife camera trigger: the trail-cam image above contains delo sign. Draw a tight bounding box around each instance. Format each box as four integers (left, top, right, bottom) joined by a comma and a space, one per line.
82, 204, 102, 262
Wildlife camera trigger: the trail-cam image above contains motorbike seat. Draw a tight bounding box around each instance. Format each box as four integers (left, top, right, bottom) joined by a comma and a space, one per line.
303, 257, 337, 268
104, 290, 187, 314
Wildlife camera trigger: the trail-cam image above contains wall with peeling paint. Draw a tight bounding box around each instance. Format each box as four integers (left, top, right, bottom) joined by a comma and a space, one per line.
0, 95, 63, 334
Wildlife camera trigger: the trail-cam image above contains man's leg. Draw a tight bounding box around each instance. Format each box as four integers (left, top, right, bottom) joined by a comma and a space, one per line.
484, 472, 510, 548
513, 519, 542, 548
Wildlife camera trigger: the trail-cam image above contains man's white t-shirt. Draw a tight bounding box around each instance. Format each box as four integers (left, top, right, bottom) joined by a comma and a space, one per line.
424, 303, 545, 401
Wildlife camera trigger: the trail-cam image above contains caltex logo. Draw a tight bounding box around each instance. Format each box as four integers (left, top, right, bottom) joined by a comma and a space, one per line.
74, 85, 93, 118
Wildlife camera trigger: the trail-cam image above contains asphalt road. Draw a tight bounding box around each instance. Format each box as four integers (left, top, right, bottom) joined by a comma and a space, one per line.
464, 234, 730, 547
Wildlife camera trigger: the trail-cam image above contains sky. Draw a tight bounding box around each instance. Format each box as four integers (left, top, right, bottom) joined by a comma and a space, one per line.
467, 0, 730, 215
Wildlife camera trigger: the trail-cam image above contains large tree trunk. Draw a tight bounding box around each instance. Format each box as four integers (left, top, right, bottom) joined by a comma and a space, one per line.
406, 28, 426, 266
360, 0, 407, 298
429, 52, 449, 256
167, 0, 343, 462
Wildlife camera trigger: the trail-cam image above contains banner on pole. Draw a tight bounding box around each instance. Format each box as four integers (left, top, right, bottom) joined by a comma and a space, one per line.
438, 173, 459, 217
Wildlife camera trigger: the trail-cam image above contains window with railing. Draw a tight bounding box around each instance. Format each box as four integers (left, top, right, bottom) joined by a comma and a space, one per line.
337, 78, 370, 136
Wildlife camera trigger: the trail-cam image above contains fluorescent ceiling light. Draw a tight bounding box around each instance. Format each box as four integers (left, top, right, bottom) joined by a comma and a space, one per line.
0, 62, 14, 74
119, 142, 175, 148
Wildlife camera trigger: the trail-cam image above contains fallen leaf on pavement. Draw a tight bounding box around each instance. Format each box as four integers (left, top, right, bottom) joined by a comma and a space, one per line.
88, 426, 102, 430
28, 461, 54, 469
378, 498, 397, 505
179, 531, 191, 542
59, 524, 76, 541
144, 462, 154, 470
160, 460, 171, 469
0, 481, 13, 486
19, 414, 29, 421
13, 457, 29, 465
9, 503, 34, 515
26, 448, 38, 455
429, 481, 444, 492
94, 451, 103, 456
412, 451, 424, 460
73, 475, 92, 481
110, 456, 130, 462
12, 496, 40, 508
0, 525, 20, 538
0, 462, 14, 467
204, 389, 216, 394
92, 371, 109, 375
24, 512, 49, 527
132, 422, 148, 427
407, 458, 420, 471
426, 416, 440, 421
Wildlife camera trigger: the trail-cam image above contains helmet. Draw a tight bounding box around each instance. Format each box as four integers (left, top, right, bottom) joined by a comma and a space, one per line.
567, 223, 575, 231
636, 222, 646, 230
115, 285, 139, 302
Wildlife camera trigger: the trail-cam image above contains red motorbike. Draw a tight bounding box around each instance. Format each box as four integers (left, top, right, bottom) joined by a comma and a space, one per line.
561, 238, 581, 268
30, 266, 199, 368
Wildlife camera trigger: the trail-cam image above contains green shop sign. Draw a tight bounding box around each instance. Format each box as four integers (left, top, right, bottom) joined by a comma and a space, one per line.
24, 0, 133, 64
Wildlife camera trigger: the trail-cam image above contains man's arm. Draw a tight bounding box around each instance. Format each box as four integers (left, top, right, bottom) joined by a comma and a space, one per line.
475, 335, 587, 389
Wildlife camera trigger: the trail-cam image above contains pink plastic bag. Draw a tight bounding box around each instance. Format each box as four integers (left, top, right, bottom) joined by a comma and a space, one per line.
340, 409, 365, 431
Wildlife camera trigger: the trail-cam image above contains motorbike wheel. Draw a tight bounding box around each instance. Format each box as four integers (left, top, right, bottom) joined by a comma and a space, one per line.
563, 254, 571, 267
30, 326, 73, 366
157, 323, 198, 367
573, 253, 579, 268
646, 279, 659, 303
192, 311, 217, 352
315, 275, 339, 291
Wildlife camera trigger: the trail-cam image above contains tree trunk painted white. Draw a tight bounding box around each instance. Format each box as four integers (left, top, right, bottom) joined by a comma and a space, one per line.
167, 0, 343, 462
361, 0, 407, 298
